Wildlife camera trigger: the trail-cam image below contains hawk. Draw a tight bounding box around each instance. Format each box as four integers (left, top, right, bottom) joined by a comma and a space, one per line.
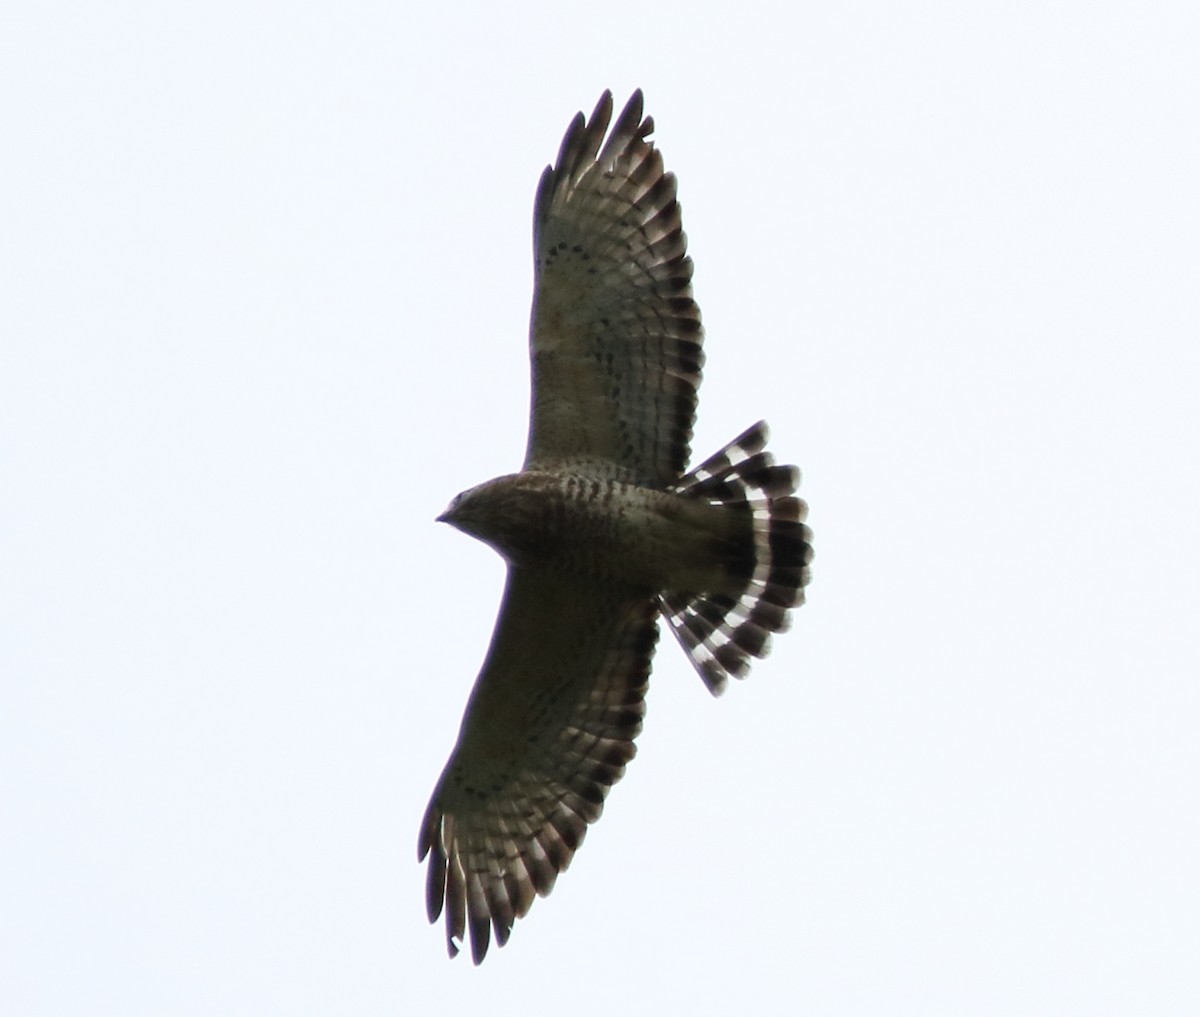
419, 90, 813, 963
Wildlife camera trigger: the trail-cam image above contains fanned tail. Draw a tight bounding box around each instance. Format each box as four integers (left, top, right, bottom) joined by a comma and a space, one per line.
660, 421, 812, 695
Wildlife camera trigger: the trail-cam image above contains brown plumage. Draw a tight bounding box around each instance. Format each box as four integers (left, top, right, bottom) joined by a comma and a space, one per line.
419, 90, 813, 964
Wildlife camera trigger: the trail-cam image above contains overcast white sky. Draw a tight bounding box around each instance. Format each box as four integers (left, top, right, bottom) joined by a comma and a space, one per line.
3, 2, 1199, 1014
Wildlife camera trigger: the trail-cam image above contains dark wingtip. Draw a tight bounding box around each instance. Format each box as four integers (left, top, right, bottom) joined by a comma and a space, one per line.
587, 90, 614, 133
469, 909, 491, 965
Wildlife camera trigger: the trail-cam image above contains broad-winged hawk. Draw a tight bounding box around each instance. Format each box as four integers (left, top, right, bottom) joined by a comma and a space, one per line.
419, 90, 813, 963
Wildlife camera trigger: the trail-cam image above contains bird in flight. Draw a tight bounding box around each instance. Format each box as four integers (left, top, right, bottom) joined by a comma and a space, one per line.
419, 89, 813, 963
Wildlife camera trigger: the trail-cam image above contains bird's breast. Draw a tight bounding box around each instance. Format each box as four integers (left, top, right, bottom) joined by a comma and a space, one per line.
471, 470, 746, 595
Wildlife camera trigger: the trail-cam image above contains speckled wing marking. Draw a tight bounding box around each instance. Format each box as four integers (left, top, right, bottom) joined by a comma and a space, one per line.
418, 567, 659, 964
525, 90, 703, 486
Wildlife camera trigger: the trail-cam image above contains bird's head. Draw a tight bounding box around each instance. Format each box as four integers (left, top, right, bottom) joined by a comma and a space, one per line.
436, 475, 528, 557
436, 484, 484, 532
435, 489, 468, 526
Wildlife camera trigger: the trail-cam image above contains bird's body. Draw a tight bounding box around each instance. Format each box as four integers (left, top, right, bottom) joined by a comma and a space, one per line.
443, 470, 750, 592
419, 90, 813, 963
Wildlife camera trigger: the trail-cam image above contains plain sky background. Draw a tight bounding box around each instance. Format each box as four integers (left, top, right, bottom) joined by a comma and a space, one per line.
3, 2, 1198, 1014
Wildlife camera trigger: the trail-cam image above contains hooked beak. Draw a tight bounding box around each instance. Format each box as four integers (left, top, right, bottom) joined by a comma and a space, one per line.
437, 492, 464, 525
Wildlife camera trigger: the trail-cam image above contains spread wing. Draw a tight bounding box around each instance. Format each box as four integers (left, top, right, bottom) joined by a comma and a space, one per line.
525, 89, 704, 487
418, 567, 659, 964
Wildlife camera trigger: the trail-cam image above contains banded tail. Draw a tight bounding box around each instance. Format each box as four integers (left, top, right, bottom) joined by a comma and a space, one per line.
661, 421, 812, 695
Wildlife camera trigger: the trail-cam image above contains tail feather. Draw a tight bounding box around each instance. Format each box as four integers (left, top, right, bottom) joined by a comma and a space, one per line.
661, 421, 812, 695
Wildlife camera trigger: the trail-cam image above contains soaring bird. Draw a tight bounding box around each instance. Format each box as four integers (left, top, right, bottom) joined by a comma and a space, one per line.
419, 90, 813, 963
